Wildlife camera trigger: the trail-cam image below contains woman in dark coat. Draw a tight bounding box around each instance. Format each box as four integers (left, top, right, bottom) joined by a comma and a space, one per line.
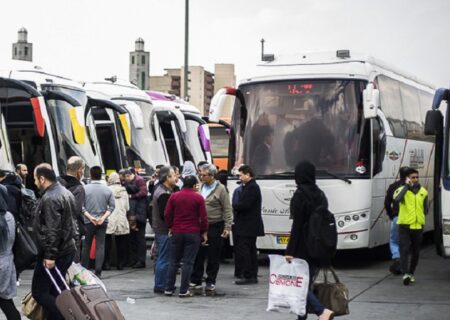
0, 184, 21, 320
285, 161, 334, 320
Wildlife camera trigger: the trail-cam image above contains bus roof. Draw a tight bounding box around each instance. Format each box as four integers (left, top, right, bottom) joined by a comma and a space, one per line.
83, 81, 152, 102
242, 50, 435, 91
146, 91, 201, 115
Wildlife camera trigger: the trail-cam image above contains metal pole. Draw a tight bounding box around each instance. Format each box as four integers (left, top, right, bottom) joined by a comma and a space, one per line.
184, 0, 189, 101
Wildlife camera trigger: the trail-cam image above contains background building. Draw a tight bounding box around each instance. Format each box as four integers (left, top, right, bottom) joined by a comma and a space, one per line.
149, 68, 181, 96
12, 28, 33, 62
214, 64, 236, 118
129, 38, 150, 90
150, 64, 235, 116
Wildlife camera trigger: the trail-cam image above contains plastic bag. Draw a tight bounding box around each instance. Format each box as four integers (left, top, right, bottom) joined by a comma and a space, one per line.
66, 262, 107, 292
267, 254, 309, 316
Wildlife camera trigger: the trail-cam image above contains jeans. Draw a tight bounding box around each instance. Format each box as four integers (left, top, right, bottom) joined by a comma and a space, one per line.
81, 223, 107, 274
399, 225, 423, 275
165, 233, 201, 294
154, 233, 170, 290
233, 235, 258, 279
31, 252, 74, 320
0, 298, 21, 320
297, 263, 325, 320
129, 222, 147, 265
191, 221, 224, 285
390, 216, 400, 259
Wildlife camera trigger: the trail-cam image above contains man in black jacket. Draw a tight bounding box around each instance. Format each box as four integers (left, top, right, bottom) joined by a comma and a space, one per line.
232, 165, 264, 285
384, 166, 409, 275
31, 163, 77, 320
58, 156, 86, 263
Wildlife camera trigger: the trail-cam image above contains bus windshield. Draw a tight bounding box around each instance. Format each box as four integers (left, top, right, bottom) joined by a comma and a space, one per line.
232, 79, 369, 177
120, 100, 167, 172
45, 86, 101, 174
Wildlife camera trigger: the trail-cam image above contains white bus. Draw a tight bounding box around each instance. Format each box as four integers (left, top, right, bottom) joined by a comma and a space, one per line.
147, 91, 212, 166
424, 88, 450, 257
210, 50, 435, 251
84, 80, 171, 174
0, 61, 102, 181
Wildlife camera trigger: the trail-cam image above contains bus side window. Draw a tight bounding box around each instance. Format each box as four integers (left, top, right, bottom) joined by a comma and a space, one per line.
372, 117, 386, 176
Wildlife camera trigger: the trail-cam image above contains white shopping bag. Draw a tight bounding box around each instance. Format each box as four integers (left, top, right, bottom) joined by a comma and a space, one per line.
267, 254, 309, 316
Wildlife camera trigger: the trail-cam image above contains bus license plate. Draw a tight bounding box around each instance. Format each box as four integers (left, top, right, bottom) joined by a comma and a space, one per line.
276, 236, 290, 244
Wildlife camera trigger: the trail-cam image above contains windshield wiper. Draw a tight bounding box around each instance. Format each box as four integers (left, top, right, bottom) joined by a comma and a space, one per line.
316, 170, 352, 184
257, 171, 296, 178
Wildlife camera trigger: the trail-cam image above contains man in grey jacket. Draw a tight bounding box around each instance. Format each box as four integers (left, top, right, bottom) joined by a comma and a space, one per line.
190, 164, 233, 295
81, 166, 115, 278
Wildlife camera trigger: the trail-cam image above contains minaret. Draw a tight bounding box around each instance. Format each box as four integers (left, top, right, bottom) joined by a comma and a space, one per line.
12, 28, 33, 62
129, 38, 150, 90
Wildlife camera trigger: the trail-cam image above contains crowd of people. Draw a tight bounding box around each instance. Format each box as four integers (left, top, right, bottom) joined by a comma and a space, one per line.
0, 156, 428, 320
0, 158, 267, 319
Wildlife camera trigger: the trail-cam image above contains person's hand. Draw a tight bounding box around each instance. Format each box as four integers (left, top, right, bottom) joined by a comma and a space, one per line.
44, 259, 55, 269
96, 216, 105, 226
168, 229, 172, 237
201, 232, 208, 246
406, 177, 412, 186
89, 217, 97, 226
221, 229, 230, 238
285, 255, 294, 263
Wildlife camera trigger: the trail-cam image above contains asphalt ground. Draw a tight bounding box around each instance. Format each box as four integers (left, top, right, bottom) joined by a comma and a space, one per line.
2, 244, 449, 320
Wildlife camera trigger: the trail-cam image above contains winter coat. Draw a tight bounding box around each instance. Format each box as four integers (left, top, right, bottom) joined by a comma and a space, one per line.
106, 184, 130, 235
58, 175, 86, 235
232, 179, 265, 237
286, 161, 329, 264
128, 175, 148, 224
0, 173, 22, 220
34, 183, 77, 260
0, 212, 16, 299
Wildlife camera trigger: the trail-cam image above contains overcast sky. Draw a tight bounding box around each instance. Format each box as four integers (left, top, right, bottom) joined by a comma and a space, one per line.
1, 0, 449, 87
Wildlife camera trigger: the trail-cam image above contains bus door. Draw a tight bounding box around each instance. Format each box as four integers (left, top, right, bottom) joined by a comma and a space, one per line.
0, 77, 55, 184
206, 118, 231, 171
183, 113, 212, 165
42, 88, 101, 177
151, 109, 189, 167
86, 98, 130, 174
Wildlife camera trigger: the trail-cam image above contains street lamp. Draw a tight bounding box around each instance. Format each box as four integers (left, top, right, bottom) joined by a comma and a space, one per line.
184, 0, 189, 101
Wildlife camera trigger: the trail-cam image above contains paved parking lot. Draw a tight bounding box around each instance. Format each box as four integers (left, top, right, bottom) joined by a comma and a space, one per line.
3, 244, 450, 320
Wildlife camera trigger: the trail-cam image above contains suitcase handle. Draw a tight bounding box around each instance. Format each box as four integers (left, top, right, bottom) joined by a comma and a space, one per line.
45, 266, 70, 294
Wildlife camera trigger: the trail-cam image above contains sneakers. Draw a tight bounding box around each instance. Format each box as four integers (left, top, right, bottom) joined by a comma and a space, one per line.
403, 274, 411, 286
205, 283, 216, 296
389, 259, 401, 275
319, 308, 335, 320
16, 278, 21, 287
164, 290, 174, 296
189, 283, 203, 295
410, 275, 416, 283
179, 290, 194, 298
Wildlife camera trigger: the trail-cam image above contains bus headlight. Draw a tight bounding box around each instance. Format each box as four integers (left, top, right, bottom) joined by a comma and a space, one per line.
338, 221, 345, 228
443, 219, 450, 235
352, 215, 360, 221
344, 215, 351, 222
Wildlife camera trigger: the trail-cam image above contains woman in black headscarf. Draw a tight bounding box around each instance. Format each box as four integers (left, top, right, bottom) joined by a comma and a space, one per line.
285, 161, 334, 320
0, 184, 21, 320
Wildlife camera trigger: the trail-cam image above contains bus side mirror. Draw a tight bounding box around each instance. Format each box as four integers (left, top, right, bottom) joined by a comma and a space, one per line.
363, 83, 379, 119
424, 110, 443, 135
209, 87, 236, 122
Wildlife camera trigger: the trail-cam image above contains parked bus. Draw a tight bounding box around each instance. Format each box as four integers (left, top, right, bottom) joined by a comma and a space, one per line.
84, 80, 170, 175
424, 88, 450, 257
147, 91, 212, 166
0, 61, 102, 183
210, 50, 435, 251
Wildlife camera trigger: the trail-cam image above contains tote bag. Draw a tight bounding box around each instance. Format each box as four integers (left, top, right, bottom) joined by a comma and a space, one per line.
267, 254, 309, 316
313, 267, 350, 316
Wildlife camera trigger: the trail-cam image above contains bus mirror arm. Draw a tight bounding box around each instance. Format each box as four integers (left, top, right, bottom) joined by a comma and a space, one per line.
363, 83, 379, 119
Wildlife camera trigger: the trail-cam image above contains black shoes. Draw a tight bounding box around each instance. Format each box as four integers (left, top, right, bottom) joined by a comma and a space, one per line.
235, 278, 258, 285
132, 262, 146, 269
389, 259, 401, 275
153, 288, 165, 294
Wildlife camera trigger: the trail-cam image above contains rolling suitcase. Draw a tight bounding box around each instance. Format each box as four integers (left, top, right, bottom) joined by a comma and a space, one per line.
45, 267, 125, 320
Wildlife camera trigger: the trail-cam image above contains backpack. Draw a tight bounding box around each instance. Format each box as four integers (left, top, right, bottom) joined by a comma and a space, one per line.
19, 187, 38, 226
303, 190, 337, 260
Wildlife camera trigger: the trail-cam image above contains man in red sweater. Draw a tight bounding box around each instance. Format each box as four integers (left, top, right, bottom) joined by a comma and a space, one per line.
164, 175, 208, 297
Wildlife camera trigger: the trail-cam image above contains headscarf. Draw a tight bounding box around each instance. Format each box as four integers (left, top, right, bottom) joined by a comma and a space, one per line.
108, 172, 121, 186
0, 184, 10, 253
295, 161, 316, 186
181, 161, 196, 178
